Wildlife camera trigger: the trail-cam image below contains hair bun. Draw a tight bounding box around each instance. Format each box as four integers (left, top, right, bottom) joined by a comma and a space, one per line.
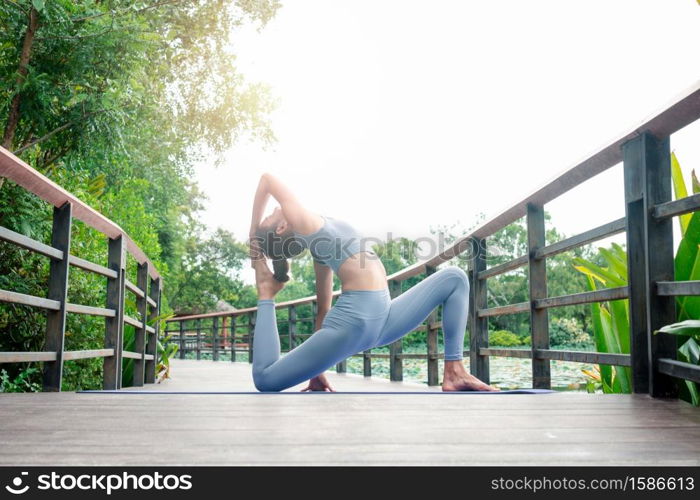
271, 259, 290, 283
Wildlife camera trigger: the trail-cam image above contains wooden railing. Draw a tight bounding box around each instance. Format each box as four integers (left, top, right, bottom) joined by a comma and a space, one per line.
166, 81, 700, 398
0, 147, 163, 391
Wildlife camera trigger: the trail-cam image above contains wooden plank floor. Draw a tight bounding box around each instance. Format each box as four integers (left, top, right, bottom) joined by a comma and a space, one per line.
1, 360, 698, 466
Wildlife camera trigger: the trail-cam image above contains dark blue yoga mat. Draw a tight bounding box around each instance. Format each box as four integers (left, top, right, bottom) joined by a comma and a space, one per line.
78, 389, 556, 395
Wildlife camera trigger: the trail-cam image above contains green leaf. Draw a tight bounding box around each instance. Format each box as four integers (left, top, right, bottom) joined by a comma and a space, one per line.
674, 212, 700, 282
674, 241, 700, 321
572, 257, 625, 288
693, 169, 700, 194
609, 300, 630, 354
31, 0, 45, 12
66, 93, 88, 108
671, 152, 690, 236
678, 337, 700, 365
684, 380, 700, 406
599, 247, 627, 282
655, 319, 700, 340
87, 173, 106, 198
677, 338, 700, 406
675, 245, 700, 321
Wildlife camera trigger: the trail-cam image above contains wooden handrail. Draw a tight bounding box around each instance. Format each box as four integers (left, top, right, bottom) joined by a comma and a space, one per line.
388, 79, 700, 282
0, 146, 164, 391
0, 146, 160, 279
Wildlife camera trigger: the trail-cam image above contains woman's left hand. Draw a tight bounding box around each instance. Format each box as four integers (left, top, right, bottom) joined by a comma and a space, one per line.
301, 373, 335, 392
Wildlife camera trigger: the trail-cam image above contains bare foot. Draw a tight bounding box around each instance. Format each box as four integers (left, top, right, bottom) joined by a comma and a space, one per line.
442, 360, 500, 392
253, 257, 285, 299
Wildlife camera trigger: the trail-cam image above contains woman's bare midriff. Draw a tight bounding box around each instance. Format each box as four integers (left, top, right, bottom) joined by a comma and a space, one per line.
337, 251, 388, 291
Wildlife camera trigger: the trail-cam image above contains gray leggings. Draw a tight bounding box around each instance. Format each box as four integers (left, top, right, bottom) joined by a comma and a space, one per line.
252, 266, 470, 392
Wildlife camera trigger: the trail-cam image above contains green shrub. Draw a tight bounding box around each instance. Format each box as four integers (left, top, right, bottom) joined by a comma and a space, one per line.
549, 317, 592, 347
0, 367, 41, 393
489, 330, 522, 347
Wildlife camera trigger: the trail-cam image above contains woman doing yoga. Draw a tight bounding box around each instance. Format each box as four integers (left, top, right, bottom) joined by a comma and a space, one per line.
248, 172, 499, 392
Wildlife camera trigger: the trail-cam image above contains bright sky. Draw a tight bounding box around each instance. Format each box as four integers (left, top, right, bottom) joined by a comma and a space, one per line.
194, 0, 700, 284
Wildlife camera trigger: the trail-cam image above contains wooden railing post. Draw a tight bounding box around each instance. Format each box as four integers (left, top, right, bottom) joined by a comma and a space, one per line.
212, 316, 219, 361
231, 315, 237, 362
425, 266, 440, 386
469, 237, 489, 383
43, 202, 72, 391
145, 276, 161, 384
288, 305, 296, 351
133, 261, 149, 386
196, 318, 202, 360
334, 293, 347, 372
389, 279, 403, 381
363, 348, 372, 377
104, 234, 126, 390
527, 202, 550, 389
222, 316, 228, 356
623, 131, 678, 398
179, 321, 185, 359
248, 311, 255, 364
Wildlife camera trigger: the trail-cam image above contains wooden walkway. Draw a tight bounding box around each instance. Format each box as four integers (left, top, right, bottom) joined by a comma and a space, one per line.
1, 360, 699, 466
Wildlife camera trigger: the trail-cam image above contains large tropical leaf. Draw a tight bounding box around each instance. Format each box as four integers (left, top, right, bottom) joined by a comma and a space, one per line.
671, 152, 691, 236
676, 244, 700, 322
572, 258, 626, 288
584, 273, 616, 391
609, 300, 630, 353
674, 212, 700, 283
599, 247, 628, 282
654, 319, 700, 340
678, 338, 700, 406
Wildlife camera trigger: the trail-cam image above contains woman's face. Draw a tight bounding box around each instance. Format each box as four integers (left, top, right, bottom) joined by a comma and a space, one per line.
260, 207, 290, 235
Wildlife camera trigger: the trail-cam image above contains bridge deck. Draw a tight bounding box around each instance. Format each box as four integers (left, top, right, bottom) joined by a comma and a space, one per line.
1, 360, 699, 466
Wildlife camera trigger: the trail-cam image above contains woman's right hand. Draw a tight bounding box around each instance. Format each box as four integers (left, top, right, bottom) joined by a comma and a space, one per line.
248, 235, 264, 266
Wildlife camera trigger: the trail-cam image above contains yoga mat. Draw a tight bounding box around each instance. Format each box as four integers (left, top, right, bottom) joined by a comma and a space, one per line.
78, 389, 557, 395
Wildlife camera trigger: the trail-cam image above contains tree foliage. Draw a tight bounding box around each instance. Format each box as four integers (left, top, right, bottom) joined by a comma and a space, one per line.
0, 0, 280, 390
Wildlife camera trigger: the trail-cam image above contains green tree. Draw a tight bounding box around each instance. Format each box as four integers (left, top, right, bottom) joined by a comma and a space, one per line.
0, 0, 280, 390
168, 228, 252, 315
433, 210, 598, 338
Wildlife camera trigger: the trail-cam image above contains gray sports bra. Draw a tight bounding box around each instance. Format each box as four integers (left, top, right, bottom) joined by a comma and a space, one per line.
292, 215, 376, 273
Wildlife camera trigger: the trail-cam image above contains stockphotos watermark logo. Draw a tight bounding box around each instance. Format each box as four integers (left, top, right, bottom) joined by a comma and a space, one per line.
249, 231, 505, 268
4, 472, 29, 495
3, 471, 192, 496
